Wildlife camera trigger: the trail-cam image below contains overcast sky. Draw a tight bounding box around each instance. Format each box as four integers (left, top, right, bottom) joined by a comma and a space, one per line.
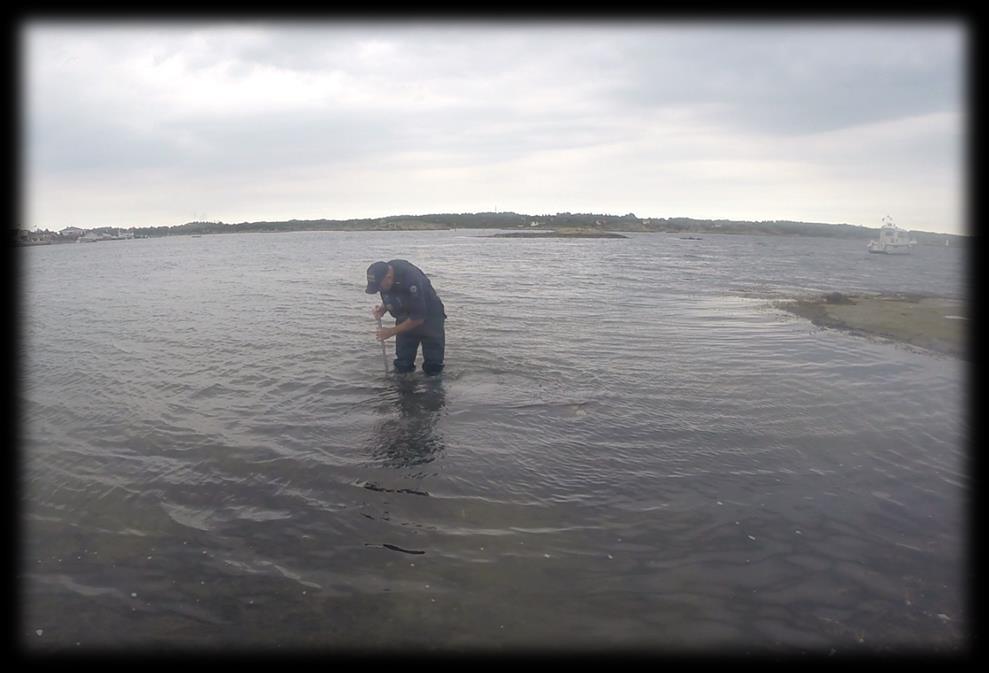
22, 20, 966, 234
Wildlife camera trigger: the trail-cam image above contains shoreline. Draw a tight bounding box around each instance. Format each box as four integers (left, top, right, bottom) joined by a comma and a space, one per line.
774, 292, 968, 359
16, 226, 963, 246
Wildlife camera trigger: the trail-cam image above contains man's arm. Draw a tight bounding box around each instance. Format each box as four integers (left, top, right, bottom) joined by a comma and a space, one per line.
376, 317, 423, 341
394, 318, 424, 334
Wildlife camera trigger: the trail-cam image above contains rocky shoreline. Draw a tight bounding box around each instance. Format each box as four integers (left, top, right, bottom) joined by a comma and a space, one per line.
775, 292, 968, 359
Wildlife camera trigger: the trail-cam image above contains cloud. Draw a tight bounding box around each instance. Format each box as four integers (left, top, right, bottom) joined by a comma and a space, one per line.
22, 21, 966, 233
613, 24, 962, 131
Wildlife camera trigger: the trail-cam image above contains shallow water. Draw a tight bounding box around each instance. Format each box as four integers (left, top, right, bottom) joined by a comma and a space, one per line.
19, 230, 968, 652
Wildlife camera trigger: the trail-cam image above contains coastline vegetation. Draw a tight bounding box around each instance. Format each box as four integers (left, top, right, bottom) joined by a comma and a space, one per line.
16, 211, 965, 246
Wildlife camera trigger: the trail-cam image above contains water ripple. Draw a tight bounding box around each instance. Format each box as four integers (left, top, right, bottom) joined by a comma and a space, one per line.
19, 231, 967, 650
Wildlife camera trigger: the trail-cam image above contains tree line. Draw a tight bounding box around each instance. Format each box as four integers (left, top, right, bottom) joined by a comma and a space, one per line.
111, 212, 965, 246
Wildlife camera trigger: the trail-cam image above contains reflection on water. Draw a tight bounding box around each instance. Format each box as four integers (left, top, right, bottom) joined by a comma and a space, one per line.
365, 375, 447, 469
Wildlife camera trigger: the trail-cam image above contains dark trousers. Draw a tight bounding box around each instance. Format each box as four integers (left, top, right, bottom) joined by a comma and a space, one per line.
394, 313, 445, 376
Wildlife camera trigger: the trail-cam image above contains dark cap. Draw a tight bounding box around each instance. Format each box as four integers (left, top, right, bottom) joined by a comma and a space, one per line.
365, 261, 389, 294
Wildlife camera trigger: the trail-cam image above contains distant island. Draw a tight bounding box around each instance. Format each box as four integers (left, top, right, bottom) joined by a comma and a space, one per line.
490, 227, 628, 239
14, 211, 964, 246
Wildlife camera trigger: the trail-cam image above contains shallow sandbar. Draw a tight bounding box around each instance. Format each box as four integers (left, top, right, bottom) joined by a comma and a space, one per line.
775, 292, 968, 358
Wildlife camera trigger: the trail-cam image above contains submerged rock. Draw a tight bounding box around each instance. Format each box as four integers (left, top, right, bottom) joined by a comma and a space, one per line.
824, 292, 853, 304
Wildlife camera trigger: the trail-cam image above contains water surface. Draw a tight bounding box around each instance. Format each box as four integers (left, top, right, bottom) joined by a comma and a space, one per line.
19, 230, 968, 652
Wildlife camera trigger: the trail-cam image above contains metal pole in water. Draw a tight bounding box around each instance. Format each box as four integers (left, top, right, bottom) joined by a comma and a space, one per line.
376, 316, 389, 374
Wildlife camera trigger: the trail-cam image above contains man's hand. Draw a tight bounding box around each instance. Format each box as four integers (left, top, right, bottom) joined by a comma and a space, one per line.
371, 305, 386, 320
375, 325, 397, 342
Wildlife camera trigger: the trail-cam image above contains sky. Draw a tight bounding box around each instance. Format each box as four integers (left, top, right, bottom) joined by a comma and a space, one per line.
21, 20, 967, 235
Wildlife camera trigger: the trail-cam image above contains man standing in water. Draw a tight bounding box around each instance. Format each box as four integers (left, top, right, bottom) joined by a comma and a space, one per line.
365, 259, 447, 376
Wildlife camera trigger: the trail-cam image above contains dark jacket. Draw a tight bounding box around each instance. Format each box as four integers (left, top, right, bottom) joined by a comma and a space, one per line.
379, 259, 446, 323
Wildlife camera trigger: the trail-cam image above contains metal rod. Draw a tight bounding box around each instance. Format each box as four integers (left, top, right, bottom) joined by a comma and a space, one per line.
376, 316, 389, 374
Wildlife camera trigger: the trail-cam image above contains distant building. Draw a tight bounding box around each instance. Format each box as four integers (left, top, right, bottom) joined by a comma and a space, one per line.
79, 230, 107, 242
59, 227, 85, 239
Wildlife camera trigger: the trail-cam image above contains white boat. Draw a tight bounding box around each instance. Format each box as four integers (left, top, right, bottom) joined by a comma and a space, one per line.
867, 216, 917, 254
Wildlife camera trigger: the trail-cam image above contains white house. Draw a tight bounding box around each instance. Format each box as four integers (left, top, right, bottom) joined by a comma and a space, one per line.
79, 230, 108, 243
59, 227, 85, 238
